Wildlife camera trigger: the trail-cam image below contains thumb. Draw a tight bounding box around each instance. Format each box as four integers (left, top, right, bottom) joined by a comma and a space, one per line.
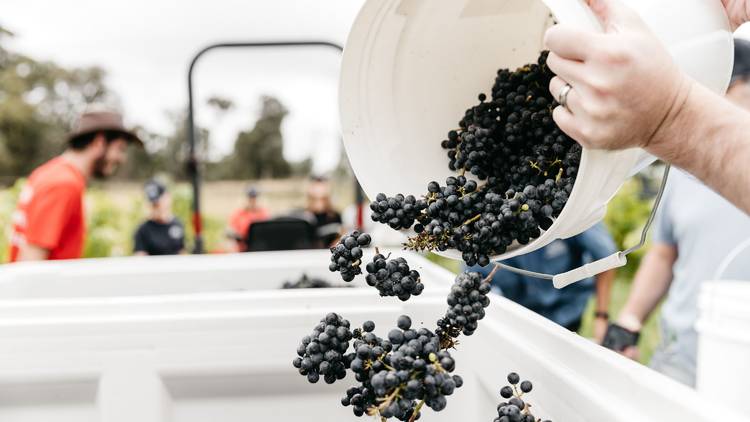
585, 0, 640, 32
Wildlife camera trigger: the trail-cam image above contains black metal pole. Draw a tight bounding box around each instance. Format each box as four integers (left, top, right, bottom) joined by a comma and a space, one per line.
186, 41, 343, 254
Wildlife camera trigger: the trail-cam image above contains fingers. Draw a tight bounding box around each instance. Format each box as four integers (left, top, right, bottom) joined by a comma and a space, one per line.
549, 76, 582, 115
544, 25, 599, 61
546, 52, 586, 87
621, 346, 640, 361
552, 105, 585, 146
586, 0, 644, 31
586, 0, 617, 28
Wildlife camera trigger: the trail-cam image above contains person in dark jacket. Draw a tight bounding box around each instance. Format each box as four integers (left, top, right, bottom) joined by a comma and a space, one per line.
133, 179, 185, 256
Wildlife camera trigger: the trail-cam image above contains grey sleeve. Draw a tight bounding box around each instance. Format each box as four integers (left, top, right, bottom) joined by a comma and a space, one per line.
652, 180, 676, 246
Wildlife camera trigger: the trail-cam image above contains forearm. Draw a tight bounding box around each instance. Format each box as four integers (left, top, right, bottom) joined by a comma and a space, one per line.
594, 269, 615, 313
648, 80, 750, 214
17, 244, 50, 261
618, 245, 676, 330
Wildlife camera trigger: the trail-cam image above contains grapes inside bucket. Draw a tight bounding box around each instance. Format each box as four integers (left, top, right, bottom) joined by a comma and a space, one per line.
339, 0, 733, 287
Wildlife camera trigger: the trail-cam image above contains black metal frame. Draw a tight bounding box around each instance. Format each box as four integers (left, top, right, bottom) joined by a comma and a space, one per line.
186, 41, 344, 253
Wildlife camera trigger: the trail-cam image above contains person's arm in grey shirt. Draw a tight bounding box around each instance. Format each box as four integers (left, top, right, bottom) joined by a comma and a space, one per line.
614, 186, 678, 359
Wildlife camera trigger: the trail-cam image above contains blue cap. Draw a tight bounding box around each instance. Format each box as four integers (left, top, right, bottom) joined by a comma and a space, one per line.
246, 186, 259, 198
144, 179, 166, 203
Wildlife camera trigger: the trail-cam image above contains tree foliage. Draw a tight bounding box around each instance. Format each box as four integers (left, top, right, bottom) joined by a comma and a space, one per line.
0, 29, 113, 180
227, 95, 291, 179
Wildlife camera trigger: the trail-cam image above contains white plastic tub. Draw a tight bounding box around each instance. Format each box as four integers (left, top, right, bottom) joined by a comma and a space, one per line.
0, 289, 746, 422
696, 281, 750, 415
339, 0, 733, 264
0, 249, 453, 299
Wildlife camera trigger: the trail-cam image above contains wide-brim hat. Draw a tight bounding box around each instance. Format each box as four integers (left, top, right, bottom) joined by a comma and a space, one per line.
68, 109, 143, 146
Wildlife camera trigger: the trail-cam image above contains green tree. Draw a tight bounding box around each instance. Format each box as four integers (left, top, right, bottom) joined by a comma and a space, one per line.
0, 29, 113, 180
229, 95, 291, 179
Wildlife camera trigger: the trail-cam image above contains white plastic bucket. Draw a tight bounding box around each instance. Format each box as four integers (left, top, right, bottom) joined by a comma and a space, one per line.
339, 0, 733, 264
696, 239, 750, 415
696, 281, 750, 415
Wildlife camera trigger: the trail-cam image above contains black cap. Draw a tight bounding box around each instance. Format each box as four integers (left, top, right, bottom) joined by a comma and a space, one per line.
732, 38, 750, 85
144, 179, 166, 203
246, 186, 259, 198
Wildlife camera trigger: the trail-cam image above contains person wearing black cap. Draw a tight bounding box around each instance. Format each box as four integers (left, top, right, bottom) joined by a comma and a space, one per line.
133, 180, 185, 256
227, 186, 270, 252
8, 106, 142, 262
601, 38, 750, 387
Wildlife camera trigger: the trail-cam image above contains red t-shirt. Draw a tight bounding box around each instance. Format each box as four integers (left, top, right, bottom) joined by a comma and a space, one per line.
9, 157, 86, 262
229, 207, 270, 251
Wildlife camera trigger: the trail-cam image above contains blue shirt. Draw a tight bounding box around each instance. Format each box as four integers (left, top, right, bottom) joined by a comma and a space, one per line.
471, 223, 616, 328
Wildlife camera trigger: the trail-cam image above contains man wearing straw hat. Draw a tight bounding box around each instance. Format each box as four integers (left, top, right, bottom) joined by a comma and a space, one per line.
8, 107, 141, 262
544, 0, 750, 215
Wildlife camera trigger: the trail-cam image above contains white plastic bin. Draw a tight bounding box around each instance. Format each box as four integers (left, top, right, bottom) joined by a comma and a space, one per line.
0, 249, 453, 299
0, 289, 747, 422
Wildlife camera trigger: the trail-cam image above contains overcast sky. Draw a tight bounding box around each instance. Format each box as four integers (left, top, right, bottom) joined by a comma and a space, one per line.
3, 0, 366, 172
4, 1, 750, 172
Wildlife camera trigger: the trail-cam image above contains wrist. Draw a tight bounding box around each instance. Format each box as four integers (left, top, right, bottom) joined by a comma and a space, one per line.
616, 313, 643, 332
594, 310, 609, 320
644, 72, 695, 159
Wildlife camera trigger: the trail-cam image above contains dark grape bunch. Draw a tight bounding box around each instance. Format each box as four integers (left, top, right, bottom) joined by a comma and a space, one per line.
436, 271, 492, 347
330, 232, 372, 281
293, 313, 353, 384
369, 51, 582, 267
365, 252, 425, 301
370, 193, 428, 230
343, 315, 463, 421
495, 372, 551, 422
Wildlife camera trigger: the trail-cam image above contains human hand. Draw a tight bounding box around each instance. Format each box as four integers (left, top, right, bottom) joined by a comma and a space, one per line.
601, 320, 640, 361
721, 0, 750, 29
620, 345, 640, 361
593, 317, 608, 344
544, 0, 692, 151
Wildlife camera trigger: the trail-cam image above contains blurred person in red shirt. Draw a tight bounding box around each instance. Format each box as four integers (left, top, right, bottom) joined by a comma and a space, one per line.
227, 186, 270, 252
8, 108, 141, 262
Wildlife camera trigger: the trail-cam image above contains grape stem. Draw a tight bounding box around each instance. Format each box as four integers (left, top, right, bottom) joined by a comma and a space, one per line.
483, 264, 501, 283
462, 214, 481, 226
408, 399, 426, 422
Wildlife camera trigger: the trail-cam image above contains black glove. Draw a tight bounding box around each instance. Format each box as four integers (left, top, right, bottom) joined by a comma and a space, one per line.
602, 323, 640, 352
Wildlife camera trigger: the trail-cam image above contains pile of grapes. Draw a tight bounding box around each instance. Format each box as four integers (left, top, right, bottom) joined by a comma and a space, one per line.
295, 270, 497, 420
495, 372, 552, 422
369, 51, 581, 267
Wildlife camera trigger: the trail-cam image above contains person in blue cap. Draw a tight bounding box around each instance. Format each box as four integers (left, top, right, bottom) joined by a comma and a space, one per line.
133, 179, 185, 256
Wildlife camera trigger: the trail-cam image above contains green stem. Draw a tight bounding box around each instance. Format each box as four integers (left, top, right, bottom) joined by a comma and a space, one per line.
463, 214, 481, 226
408, 399, 426, 422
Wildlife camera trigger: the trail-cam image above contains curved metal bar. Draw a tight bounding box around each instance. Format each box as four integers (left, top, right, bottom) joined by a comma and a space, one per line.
187, 41, 344, 253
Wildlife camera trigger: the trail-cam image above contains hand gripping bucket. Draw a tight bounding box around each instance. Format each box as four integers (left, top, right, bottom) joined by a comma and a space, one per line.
339, 0, 733, 286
